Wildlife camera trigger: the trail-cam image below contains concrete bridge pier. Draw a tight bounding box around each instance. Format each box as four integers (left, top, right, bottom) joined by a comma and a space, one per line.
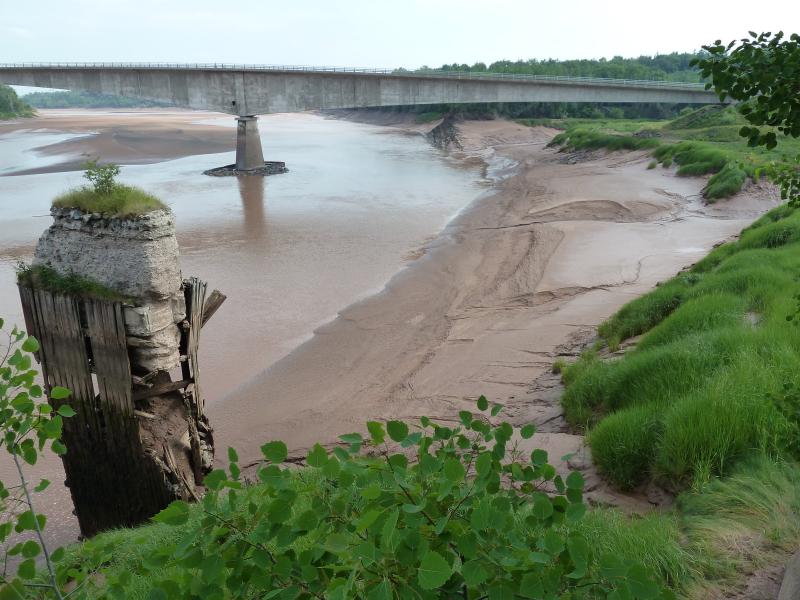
235, 115, 265, 171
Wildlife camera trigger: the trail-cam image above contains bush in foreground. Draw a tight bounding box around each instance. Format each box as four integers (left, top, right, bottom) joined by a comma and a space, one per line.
85, 398, 668, 599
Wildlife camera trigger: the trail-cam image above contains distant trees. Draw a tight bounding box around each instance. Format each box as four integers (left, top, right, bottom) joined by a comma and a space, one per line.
434, 52, 704, 82
0, 85, 33, 118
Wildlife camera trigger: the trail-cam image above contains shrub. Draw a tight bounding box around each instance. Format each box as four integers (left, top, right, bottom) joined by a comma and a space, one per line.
83, 160, 121, 195
65, 397, 667, 599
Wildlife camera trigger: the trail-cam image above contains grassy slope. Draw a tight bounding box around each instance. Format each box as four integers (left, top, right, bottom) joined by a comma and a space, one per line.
562, 203, 800, 490
531, 106, 800, 201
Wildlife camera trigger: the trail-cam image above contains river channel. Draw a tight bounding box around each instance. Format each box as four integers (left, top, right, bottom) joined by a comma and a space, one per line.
0, 110, 486, 543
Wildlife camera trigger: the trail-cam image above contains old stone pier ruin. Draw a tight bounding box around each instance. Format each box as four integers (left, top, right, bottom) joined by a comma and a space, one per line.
19, 207, 223, 536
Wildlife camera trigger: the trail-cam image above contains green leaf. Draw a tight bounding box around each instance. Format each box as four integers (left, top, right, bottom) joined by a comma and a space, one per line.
324, 533, 350, 553
360, 483, 382, 500
20, 540, 40, 559
566, 502, 586, 523
488, 584, 514, 600
475, 452, 493, 475
17, 559, 36, 580
566, 470, 584, 491
57, 404, 76, 418
387, 420, 409, 442
462, 560, 489, 587
490, 403, 503, 417
477, 395, 489, 411
355, 509, 382, 532
381, 509, 399, 551
306, 443, 328, 468
50, 386, 71, 400
21, 336, 39, 353
34, 479, 50, 493
227, 447, 239, 463
520, 424, 536, 439
627, 564, 662, 599
418, 550, 452, 590
153, 501, 190, 526
339, 432, 363, 444
15, 511, 36, 532
532, 493, 554, 520
567, 535, 590, 579
519, 573, 545, 598
261, 441, 288, 463
443, 458, 466, 483
203, 469, 228, 490
531, 448, 548, 466
366, 421, 385, 445
366, 579, 392, 600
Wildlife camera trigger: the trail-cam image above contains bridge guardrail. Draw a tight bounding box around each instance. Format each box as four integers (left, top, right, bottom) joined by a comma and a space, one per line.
0, 63, 708, 90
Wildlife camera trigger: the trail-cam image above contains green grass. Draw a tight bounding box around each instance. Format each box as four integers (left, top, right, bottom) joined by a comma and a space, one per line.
540, 105, 800, 202
52, 184, 166, 217
548, 129, 661, 152
16, 264, 129, 301
561, 203, 800, 490
415, 110, 445, 123
663, 105, 744, 131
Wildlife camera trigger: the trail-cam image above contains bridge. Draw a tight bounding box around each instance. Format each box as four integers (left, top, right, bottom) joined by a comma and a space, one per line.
0, 63, 720, 172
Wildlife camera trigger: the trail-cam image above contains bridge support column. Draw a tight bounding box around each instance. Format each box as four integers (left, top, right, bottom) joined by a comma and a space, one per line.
235, 115, 264, 171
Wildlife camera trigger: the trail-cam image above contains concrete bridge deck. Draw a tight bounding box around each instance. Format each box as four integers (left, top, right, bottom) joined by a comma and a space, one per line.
0, 63, 720, 171
0, 63, 717, 116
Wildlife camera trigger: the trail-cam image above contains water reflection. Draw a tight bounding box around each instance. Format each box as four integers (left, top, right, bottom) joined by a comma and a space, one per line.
237, 174, 267, 241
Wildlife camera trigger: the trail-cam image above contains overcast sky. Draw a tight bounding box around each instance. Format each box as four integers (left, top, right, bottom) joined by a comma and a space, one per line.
1, 0, 799, 68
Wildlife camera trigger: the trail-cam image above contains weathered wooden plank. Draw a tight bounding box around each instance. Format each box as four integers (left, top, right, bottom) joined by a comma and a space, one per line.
200, 289, 226, 328
86, 299, 133, 419
132, 379, 192, 402
182, 278, 207, 420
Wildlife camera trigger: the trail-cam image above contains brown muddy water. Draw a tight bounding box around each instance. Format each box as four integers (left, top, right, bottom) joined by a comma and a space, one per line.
0, 111, 486, 544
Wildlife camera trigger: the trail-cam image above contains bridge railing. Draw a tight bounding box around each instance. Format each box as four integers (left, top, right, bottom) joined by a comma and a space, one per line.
0, 62, 708, 89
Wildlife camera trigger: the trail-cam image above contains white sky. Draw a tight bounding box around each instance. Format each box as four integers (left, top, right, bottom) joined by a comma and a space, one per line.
1, 0, 798, 68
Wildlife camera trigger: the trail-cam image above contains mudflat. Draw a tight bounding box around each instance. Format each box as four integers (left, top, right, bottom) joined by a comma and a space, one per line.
213, 119, 778, 504
0, 109, 233, 174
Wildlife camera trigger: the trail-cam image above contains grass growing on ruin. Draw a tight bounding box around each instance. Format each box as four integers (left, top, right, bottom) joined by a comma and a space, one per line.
52, 184, 166, 218
16, 263, 129, 301
560, 203, 800, 491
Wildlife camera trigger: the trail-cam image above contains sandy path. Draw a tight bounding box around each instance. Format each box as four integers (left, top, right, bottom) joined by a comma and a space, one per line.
0, 109, 234, 174
213, 119, 778, 505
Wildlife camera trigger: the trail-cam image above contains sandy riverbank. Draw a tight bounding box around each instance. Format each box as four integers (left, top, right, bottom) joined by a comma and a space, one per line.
0, 109, 233, 174
213, 118, 779, 505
